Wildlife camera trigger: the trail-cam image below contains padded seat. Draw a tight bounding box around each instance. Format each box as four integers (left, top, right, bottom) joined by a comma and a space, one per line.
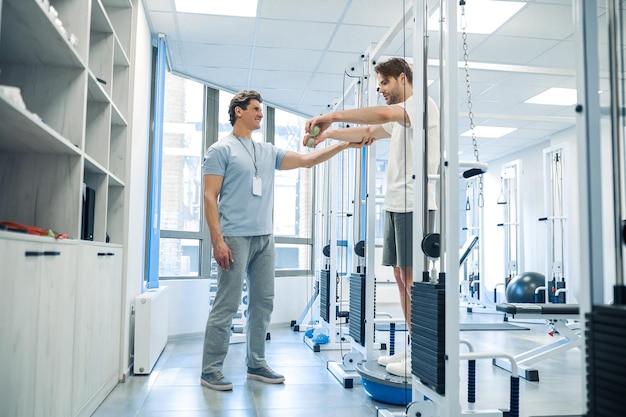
497, 302, 579, 316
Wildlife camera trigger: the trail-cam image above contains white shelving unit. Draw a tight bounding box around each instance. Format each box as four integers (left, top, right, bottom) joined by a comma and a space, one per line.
0, 0, 133, 244
0, 0, 136, 416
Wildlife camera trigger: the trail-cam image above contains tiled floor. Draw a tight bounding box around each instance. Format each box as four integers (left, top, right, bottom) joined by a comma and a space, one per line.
93, 304, 585, 417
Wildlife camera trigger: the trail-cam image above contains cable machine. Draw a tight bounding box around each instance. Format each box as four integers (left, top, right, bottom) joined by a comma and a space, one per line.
583, 0, 626, 415
378, 1, 520, 416
303, 101, 357, 353
540, 145, 568, 303
311, 53, 388, 388
460, 178, 485, 311
496, 159, 523, 302
326, 56, 375, 387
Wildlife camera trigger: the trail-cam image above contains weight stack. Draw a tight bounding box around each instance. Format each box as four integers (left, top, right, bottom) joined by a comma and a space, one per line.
349, 272, 366, 346
320, 269, 331, 323
586, 304, 626, 417
411, 282, 446, 395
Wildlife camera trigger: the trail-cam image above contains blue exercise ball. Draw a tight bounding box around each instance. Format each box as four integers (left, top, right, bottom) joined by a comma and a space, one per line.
505, 271, 546, 303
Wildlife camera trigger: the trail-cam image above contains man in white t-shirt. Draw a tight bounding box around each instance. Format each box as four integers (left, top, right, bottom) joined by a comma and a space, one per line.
303, 57, 440, 378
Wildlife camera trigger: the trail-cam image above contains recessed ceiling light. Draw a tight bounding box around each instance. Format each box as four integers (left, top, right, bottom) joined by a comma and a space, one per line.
525, 87, 577, 106
461, 126, 517, 138
429, 0, 526, 35
174, 0, 258, 17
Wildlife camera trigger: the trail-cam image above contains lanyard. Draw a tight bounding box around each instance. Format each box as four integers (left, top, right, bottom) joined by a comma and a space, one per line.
234, 135, 258, 176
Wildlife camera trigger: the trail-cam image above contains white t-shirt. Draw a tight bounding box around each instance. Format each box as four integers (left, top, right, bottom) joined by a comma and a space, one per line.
381, 95, 440, 212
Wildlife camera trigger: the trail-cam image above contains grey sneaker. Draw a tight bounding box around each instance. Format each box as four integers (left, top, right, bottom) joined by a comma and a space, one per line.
246, 366, 285, 384
200, 371, 233, 391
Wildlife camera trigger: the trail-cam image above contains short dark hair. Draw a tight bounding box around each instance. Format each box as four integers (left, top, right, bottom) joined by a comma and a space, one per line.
228, 90, 263, 126
374, 57, 413, 85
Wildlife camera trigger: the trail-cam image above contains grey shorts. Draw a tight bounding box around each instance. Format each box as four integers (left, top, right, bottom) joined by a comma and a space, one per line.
382, 211, 413, 268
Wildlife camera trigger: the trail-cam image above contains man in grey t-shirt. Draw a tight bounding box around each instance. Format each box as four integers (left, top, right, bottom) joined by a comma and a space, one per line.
200, 90, 364, 391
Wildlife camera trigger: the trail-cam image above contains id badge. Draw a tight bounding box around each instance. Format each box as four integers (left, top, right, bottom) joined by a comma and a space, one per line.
253, 176, 262, 196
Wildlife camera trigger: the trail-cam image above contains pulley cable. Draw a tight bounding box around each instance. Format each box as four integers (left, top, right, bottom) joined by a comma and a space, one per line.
460, 0, 485, 207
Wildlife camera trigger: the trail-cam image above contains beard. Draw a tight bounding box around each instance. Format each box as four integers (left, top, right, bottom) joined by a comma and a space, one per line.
385, 94, 401, 105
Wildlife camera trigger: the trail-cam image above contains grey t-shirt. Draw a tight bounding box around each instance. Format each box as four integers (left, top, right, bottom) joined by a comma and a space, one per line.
202, 133, 287, 236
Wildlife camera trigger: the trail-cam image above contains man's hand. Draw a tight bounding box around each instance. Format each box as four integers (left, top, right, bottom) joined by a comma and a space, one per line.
359, 135, 375, 146
303, 129, 330, 148
303, 115, 333, 147
213, 239, 234, 271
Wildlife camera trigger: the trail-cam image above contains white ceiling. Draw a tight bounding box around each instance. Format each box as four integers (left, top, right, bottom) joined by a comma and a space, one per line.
142, 0, 603, 162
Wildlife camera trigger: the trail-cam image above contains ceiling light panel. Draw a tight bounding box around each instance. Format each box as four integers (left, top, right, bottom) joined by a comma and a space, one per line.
175, 0, 258, 17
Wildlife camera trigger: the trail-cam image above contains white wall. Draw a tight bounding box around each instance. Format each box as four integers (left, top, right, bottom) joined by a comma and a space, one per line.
122, 0, 152, 375
481, 132, 583, 303
166, 279, 211, 336
482, 142, 546, 300
166, 275, 313, 337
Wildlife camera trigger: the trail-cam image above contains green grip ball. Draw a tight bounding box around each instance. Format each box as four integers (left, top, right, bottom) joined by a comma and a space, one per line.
306, 138, 316, 148
310, 125, 321, 137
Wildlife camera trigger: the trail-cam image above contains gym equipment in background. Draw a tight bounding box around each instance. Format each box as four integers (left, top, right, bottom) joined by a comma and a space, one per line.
496, 160, 523, 299
495, 302, 581, 381
539, 145, 569, 304
459, 178, 486, 311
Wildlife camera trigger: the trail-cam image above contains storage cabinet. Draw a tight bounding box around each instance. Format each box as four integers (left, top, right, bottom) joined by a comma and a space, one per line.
0, 237, 42, 417
0, 233, 77, 417
0, 233, 124, 417
72, 243, 123, 417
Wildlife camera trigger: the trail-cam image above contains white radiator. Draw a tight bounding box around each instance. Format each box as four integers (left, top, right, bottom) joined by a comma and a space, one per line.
133, 286, 169, 374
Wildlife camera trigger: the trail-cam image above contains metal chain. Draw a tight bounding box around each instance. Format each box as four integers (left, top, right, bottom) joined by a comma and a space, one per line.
461, 4, 484, 207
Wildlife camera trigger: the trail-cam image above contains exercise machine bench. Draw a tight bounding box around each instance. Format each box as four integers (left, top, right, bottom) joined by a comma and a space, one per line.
494, 303, 582, 381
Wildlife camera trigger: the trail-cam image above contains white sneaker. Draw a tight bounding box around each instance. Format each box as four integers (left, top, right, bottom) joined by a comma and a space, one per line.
386, 357, 412, 378
377, 348, 410, 366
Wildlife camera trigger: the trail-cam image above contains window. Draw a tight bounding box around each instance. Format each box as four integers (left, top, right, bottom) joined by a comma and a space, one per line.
155, 79, 316, 279
158, 72, 206, 278
273, 109, 313, 274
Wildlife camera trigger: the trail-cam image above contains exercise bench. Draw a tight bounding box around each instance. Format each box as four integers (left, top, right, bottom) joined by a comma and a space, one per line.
494, 303, 582, 381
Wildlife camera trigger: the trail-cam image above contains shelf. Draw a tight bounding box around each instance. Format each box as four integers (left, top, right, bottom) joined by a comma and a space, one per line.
88, 71, 111, 103
114, 33, 131, 66
102, 0, 133, 8
82, 168, 108, 242
89, 12, 115, 98
0, 65, 88, 149
112, 67, 130, 117
91, 0, 115, 34
109, 172, 124, 187
0, 95, 80, 155
0, 0, 85, 68
84, 154, 108, 176
0, 152, 83, 236
111, 104, 128, 126
113, 41, 130, 117
101, 0, 133, 58
106, 181, 125, 244
85, 99, 112, 168
109, 122, 127, 181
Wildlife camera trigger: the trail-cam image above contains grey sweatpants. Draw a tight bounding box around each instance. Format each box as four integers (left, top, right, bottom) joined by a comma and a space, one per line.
202, 235, 275, 374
